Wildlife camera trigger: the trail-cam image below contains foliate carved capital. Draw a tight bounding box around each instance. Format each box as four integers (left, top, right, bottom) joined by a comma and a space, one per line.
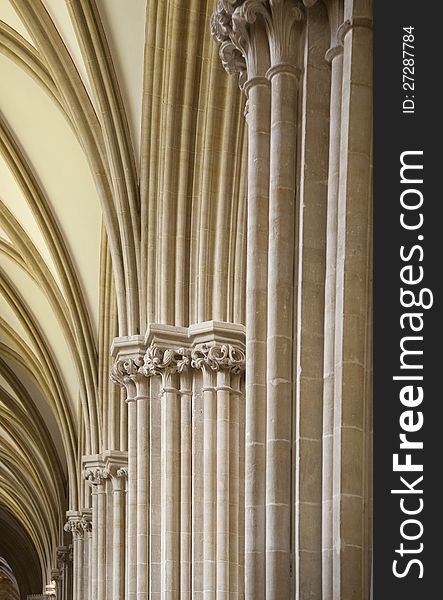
64, 519, 84, 539
143, 346, 191, 377
211, 1, 259, 82
191, 343, 246, 375
82, 467, 109, 487
111, 356, 144, 388
105, 463, 128, 481
211, 0, 304, 81
103, 464, 128, 491
117, 466, 128, 479
79, 515, 92, 534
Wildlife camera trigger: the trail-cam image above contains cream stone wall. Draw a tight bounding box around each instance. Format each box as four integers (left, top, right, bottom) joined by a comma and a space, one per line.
0, 1, 372, 599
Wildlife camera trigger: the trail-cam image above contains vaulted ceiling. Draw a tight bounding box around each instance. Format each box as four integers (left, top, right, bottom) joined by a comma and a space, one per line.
0, 0, 147, 592
0, 0, 247, 594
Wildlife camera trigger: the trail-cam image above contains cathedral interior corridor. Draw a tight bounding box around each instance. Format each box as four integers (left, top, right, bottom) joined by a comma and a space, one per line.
0, 1, 372, 598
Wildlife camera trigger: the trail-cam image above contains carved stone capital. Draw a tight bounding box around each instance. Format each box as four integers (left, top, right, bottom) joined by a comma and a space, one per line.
211, 0, 304, 83
64, 517, 85, 539
110, 335, 146, 398
117, 466, 128, 479
143, 346, 191, 377
79, 514, 92, 534
211, 1, 254, 83
111, 356, 144, 387
82, 466, 109, 487
99, 450, 129, 490
191, 343, 246, 375
110, 324, 246, 387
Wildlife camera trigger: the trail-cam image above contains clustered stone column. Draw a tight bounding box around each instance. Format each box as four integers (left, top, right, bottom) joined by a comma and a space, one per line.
110, 322, 246, 599
109, 465, 128, 600
190, 341, 245, 599
64, 514, 89, 600
54, 545, 72, 600
64, 458, 127, 600
83, 466, 107, 600
109, 336, 145, 600
212, 2, 304, 598
211, 1, 372, 599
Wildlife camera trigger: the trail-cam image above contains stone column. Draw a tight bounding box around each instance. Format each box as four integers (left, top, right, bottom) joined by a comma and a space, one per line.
127, 395, 137, 600
333, 4, 373, 599
212, 0, 303, 600
322, 9, 344, 598
136, 386, 149, 600
64, 516, 84, 600
80, 512, 93, 600
179, 368, 192, 600
211, 3, 302, 598
139, 322, 245, 599
265, 7, 302, 595
56, 545, 72, 600
103, 453, 128, 600
142, 328, 190, 600
148, 350, 181, 599
195, 351, 216, 600
243, 69, 270, 600
190, 323, 246, 600
111, 336, 146, 600
83, 464, 108, 600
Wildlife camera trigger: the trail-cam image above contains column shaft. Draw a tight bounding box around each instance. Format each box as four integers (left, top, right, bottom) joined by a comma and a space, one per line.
244, 78, 270, 600
161, 381, 180, 599
77, 535, 84, 600
216, 372, 230, 599
92, 490, 98, 600
322, 46, 344, 600
229, 376, 242, 598
266, 67, 298, 600
86, 531, 92, 600
137, 395, 149, 600
72, 535, 79, 600
97, 485, 107, 600
180, 375, 192, 599
333, 17, 373, 600
127, 399, 138, 600
203, 377, 216, 600
113, 485, 126, 600
294, 9, 331, 599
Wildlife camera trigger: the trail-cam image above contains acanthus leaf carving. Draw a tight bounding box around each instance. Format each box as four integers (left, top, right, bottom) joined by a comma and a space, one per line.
211, 0, 304, 80
111, 356, 144, 387
191, 343, 246, 375
142, 346, 191, 377
211, 0, 268, 79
